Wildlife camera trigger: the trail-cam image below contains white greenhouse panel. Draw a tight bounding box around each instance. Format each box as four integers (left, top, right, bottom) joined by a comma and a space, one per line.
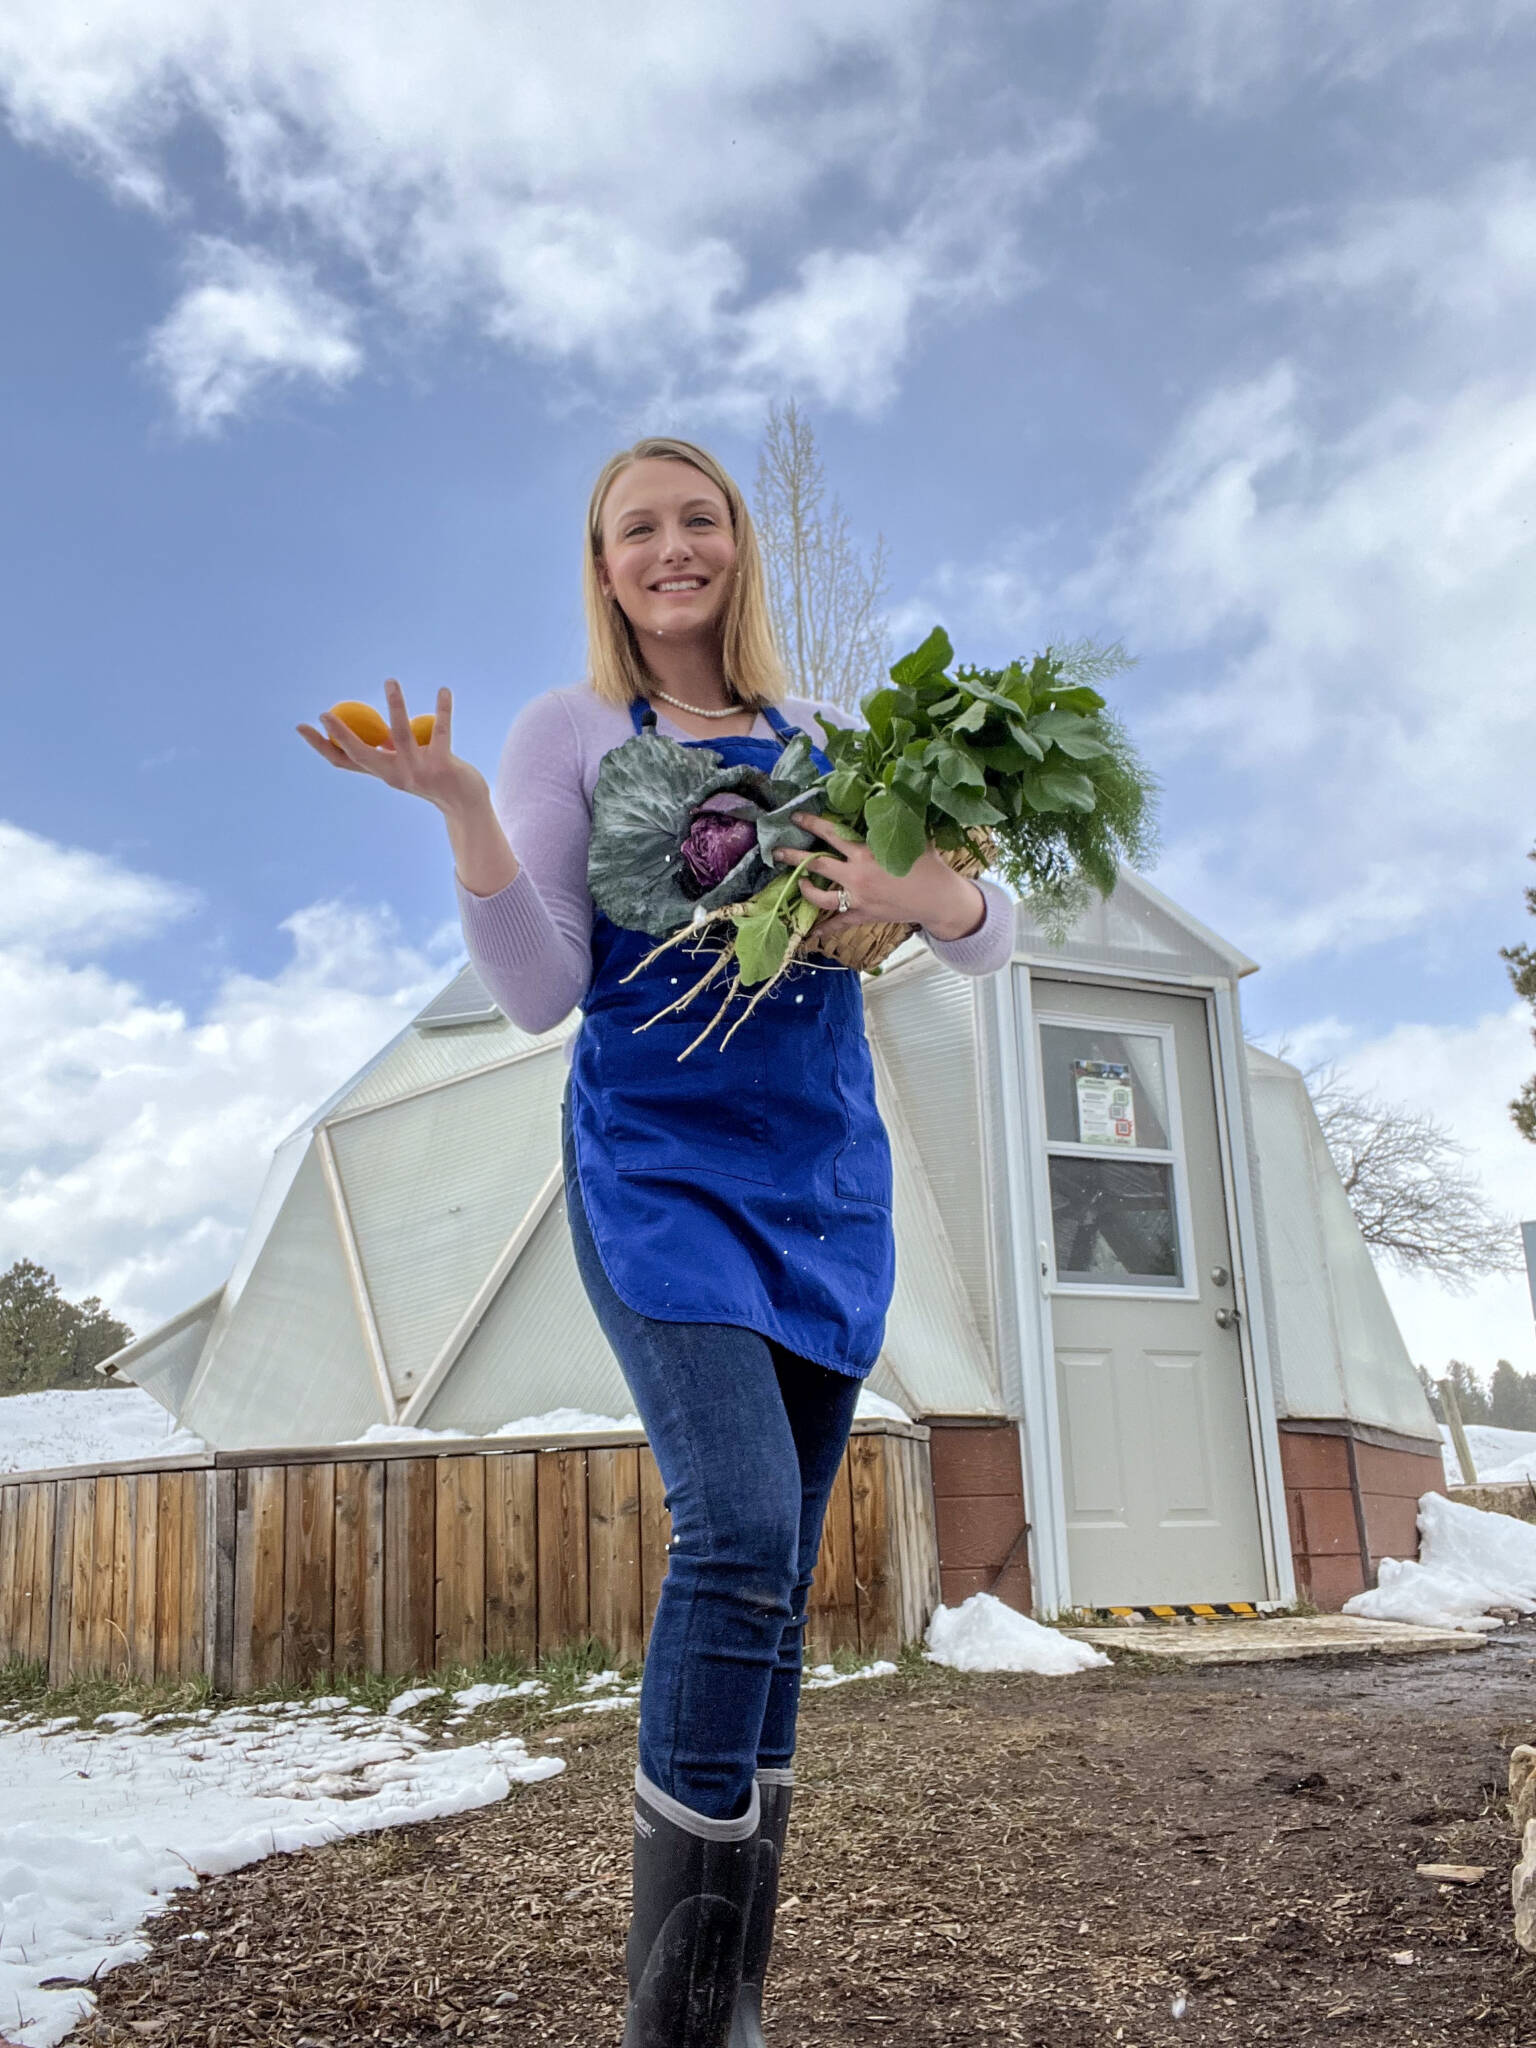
181, 1145, 386, 1448
1245, 1049, 1437, 1442
327, 1013, 573, 1118
878, 1050, 1002, 1417
421, 1200, 636, 1433
1012, 869, 1255, 983
106, 1288, 223, 1423
867, 964, 994, 1364
330, 1047, 568, 1403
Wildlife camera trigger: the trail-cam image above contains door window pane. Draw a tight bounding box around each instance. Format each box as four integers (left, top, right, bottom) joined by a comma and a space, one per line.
1049, 1157, 1183, 1287
1040, 1024, 1170, 1150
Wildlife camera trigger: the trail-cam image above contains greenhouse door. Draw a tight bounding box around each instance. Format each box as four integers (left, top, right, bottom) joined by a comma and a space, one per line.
1030, 975, 1267, 1609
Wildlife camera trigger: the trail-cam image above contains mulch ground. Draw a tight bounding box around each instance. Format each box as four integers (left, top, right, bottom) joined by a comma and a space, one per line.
77, 1626, 1536, 2048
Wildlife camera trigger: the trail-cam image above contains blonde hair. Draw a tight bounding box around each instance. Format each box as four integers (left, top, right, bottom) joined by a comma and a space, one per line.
583, 436, 787, 710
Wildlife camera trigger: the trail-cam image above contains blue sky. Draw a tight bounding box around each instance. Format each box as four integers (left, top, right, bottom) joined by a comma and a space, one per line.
2, 0, 1533, 1372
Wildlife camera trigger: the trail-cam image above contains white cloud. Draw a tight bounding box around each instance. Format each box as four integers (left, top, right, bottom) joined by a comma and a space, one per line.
0, 821, 197, 953
0, 825, 455, 1333
1092, 0, 1535, 109
1297, 1006, 1536, 1374
1256, 160, 1536, 326
145, 238, 362, 433
0, 0, 1074, 424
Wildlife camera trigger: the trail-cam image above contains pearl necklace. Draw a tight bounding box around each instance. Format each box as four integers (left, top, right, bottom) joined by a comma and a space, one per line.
649, 688, 753, 721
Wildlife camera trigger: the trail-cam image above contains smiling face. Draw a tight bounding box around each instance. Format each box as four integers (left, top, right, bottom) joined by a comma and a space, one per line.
595, 457, 737, 652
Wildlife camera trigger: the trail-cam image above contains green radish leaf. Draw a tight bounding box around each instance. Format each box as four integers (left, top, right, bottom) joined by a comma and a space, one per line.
734, 912, 791, 986
865, 789, 928, 874
892, 760, 932, 811
1037, 770, 1098, 812
889, 627, 953, 685
790, 894, 821, 936
864, 689, 900, 740
974, 739, 1040, 771
930, 781, 1006, 828
1004, 721, 1047, 760
826, 767, 869, 814
1030, 708, 1095, 742
1033, 684, 1105, 715
951, 698, 991, 735
1048, 729, 1110, 760
936, 745, 986, 789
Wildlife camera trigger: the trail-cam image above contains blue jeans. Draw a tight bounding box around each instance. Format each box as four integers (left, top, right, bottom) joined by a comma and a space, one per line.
562, 1108, 863, 1822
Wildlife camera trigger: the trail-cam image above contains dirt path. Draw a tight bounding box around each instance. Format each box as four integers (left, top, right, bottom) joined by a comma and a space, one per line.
81, 1629, 1536, 2047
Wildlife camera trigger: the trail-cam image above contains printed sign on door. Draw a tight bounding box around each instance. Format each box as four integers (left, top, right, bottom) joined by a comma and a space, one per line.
1072, 1059, 1136, 1147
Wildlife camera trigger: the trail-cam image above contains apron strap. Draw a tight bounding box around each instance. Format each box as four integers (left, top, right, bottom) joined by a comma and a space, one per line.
630, 698, 658, 734
761, 702, 802, 741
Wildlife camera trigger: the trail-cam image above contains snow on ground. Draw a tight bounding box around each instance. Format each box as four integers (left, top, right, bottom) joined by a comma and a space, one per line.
1438, 1421, 1536, 1486
0, 1390, 205, 1476
1344, 1492, 1536, 1632
0, 1697, 564, 2048
923, 1593, 1110, 1675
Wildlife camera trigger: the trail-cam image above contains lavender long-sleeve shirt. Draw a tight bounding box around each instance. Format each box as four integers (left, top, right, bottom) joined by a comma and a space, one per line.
456, 682, 1016, 1034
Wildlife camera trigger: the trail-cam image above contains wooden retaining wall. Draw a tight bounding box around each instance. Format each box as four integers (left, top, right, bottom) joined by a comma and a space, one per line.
0, 1419, 939, 1690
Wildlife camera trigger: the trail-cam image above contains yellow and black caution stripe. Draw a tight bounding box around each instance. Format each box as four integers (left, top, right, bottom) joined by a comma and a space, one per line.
1104, 1602, 1260, 1622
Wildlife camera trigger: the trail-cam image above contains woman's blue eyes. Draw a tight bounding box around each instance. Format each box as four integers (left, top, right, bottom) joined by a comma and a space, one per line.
621, 516, 716, 539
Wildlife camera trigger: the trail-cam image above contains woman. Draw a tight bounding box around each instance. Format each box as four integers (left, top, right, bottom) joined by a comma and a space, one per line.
300, 436, 1013, 2046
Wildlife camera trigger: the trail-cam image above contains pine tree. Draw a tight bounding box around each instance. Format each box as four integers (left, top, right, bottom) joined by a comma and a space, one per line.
1488, 1358, 1536, 1432
1442, 1358, 1491, 1425
0, 1260, 133, 1395
1502, 841, 1536, 1142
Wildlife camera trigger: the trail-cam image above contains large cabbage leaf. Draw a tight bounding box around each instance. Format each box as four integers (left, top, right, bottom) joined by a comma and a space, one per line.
587, 728, 828, 938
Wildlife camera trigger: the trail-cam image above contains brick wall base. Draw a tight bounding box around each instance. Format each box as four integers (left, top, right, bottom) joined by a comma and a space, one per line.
1280, 1423, 1446, 1609
925, 1419, 1031, 1614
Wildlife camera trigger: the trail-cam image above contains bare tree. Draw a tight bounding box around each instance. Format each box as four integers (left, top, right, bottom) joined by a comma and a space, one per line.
1500, 839, 1536, 1142
754, 399, 890, 710
1302, 1061, 1521, 1290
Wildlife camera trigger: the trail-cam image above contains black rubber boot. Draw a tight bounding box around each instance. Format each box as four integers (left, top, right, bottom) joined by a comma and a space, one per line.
622, 1766, 761, 2048
728, 1768, 794, 2048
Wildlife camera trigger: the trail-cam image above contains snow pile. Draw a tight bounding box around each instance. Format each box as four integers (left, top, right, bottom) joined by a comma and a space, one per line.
0, 1390, 206, 1477
853, 1389, 911, 1423
802, 1660, 898, 1690
1438, 1422, 1536, 1486
1343, 1492, 1536, 1632
923, 1593, 1110, 1675
0, 1697, 563, 2048
353, 1387, 905, 1446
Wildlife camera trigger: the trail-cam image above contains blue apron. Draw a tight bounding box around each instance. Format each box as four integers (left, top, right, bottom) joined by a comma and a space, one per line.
567, 700, 895, 1377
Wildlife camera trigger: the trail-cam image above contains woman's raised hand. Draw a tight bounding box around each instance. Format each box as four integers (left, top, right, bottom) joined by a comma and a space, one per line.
774, 811, 986, 944
297, 679, 489, 815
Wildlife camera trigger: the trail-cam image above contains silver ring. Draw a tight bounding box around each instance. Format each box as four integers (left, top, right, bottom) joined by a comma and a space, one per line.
836, 886, 851, 916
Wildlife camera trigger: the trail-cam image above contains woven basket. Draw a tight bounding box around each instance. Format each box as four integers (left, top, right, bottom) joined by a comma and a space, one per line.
805, 835, 994, 975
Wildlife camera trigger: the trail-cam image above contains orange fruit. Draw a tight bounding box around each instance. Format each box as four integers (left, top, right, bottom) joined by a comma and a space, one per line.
411, 712, 435, 746
328, 700, 390, 747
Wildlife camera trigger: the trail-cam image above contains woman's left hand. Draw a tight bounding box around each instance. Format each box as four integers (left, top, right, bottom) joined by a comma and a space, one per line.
774, 813, 987, 942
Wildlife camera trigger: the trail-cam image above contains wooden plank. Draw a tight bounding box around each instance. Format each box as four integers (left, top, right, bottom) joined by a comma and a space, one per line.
232, 1465, 286, 1692
211, 1469, 238, 1694
535, 1449, 589, 1658
49, 1481, 79, 1688
283, 1462, 336, 1683
154, 1469, 184, 1681
177, 1471, 206, 1680
13, 1487, 37, 1668
105, 1475, 131, 1678
484, 1453, 538, 1666
587, 1446, 643, 1668
638, 1449, 671, 1654
883, 1432, 916, 1649
807, 1452, 858, 1664
849, 1433, 895, 1661
383, 1456, 436, 1678
333, 1460, 384, 1674
0, 1486, 19, 1663
909, 1436, 942, 1625
27, 1485, 58, 1667
126, 1473, 158, 1684
83, 1472, 118, 1674
434, 1455, 487, 1671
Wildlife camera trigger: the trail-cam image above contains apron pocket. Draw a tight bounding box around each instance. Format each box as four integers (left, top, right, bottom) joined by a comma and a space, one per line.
829, 1022, 894, 1209
600, 1009, 779, 1185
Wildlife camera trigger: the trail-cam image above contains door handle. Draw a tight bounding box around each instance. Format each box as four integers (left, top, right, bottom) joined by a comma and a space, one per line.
1214, 1306, 1240, 1330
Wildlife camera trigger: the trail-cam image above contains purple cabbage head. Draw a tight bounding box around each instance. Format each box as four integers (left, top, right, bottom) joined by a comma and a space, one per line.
679, 792, 760, 893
